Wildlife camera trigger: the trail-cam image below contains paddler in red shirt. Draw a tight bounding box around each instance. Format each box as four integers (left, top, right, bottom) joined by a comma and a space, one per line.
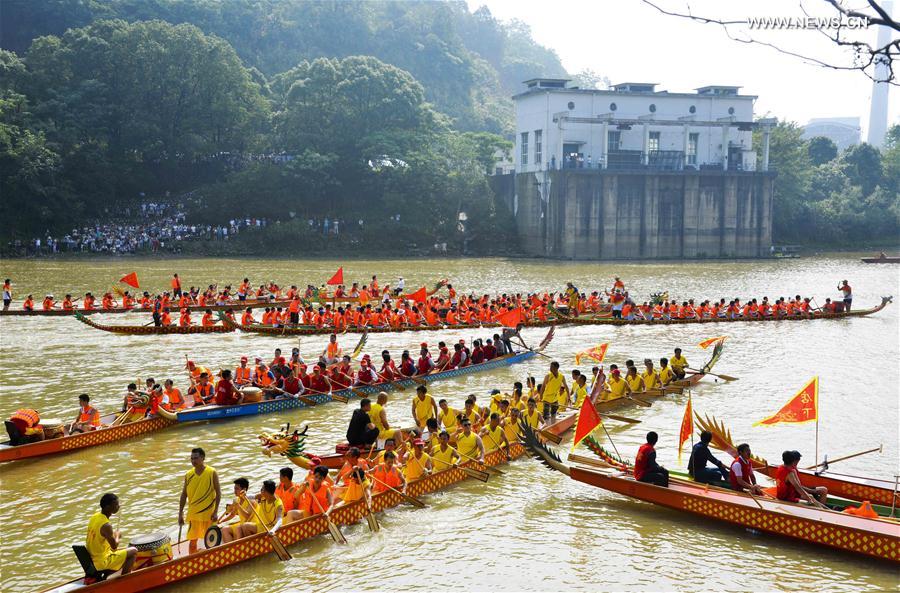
214, 370, 242, 406
633, 431, 669, 487
775, 450, 828, 507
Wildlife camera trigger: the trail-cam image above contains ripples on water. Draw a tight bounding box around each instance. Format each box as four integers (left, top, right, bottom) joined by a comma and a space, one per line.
0, 255, 897, 592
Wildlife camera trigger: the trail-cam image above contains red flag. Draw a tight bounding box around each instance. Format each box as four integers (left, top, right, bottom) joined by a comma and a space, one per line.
698, 336, 727, 349
755, 376, 818, 426
496, 307, 524, 328
119, 272, 140, 288
575, 343, 609, 365
406, 286, 427, 303
677, 393, 693, 462
326, 267, 344, 286
571, 395, 602, 451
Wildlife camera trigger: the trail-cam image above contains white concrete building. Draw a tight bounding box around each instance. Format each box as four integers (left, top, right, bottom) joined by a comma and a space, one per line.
802, 117, 861, 151
513, 79, 774, 174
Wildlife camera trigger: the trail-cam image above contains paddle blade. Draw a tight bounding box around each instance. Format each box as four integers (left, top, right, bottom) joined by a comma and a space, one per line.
332, 393, 350, 403
327, 520, 347, 544
600, 413, 641, 424
460, 466, 490, 482
540, 430, 563, 445
270, 534, 292, 560
366, 512, 380, 532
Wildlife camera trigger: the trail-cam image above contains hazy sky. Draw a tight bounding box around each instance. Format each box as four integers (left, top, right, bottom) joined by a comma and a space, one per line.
466, 0, 899, 137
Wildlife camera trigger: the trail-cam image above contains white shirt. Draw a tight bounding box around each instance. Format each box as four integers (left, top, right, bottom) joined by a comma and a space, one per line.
730, 459, 744, 478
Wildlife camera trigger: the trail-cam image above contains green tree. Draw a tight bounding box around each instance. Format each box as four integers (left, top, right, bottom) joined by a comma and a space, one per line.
807, 136, 837, 165
756, 122, 812, 241
840, 143, 882, 196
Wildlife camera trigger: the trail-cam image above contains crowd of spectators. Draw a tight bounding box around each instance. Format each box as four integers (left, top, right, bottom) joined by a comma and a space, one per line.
8, 195, 270, 256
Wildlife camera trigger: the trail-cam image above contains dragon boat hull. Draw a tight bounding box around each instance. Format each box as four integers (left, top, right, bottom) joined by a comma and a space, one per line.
40, 414, 574, 593
75, 313, 234, 335
221, 315, 558, 336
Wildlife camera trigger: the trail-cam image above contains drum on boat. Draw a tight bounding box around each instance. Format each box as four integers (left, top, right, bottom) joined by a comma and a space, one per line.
41, 419, 65, 439
240, 387, 262, 403
129, 532, 173, 569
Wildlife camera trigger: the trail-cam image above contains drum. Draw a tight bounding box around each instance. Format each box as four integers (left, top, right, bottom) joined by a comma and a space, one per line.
204, 525, 222, 548
240, 387, 262, 403
41, 419, 65, 439
129, 533, 172, 569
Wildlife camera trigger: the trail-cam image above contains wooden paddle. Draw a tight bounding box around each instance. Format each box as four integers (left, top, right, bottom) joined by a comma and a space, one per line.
624, 393, 652, 407
369, 475, 426, 509
362, 491, 380, 532
308, 488, 347, 544
242, 495, 292, 560
600, 412, 641, 424
459, 466, 490, 482
540, 429, 563, 445
374, 369, 407, 392
451, 446, 504, 475
803, 445, 882, 470
687, 368, 738, 382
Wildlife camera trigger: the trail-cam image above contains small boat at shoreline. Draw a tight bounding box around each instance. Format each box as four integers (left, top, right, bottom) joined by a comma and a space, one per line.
521, 425, 900, 563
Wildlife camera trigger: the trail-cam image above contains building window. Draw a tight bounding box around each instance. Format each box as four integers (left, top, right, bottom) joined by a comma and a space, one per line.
687, 132, 699, 165
648, 131, 660, 152
567, 101, 575, 110
649, 104, 657, 113
520, 132, 528, 165
608, 131, 621, 152
609, 102, 617, 111
534, 130, 542, 165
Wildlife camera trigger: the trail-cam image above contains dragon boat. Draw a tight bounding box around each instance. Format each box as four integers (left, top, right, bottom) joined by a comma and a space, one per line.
521, 425, 900, 563
0, 298, 286, 317
1, 340, 546, 464
696, 415, 900, 508
74, 313, 235, 335
40, 413, 575, 593
550, 296, 893, 326
220, 313, 558, 336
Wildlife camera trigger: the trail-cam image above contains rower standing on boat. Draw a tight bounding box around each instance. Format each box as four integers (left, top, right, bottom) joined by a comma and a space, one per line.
2, 279, 11, 310
728, 443, 765, 496
634, 432, 669, 487
775, 450, 828, 507
321, 334, 342, 365
687, 431, 730, 485
837, 280, 852, 312
178, 448, 221, 554
539, 361, 570, 423
347, 399, 379, 447
86, 493, 137, 576
69, 393, 101, 434
411, 385, 438, 430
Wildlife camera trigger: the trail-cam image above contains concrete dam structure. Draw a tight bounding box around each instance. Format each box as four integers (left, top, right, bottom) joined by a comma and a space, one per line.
496, 168, 775, 260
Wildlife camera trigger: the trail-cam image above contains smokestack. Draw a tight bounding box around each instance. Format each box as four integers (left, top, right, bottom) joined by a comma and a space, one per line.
867, 0, 893, 147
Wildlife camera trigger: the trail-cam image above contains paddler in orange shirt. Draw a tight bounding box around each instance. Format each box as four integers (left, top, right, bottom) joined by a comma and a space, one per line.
201, 309, 215, 326
82, 293, 96, 310
22, 294, 34, 311
178, 308, 192, 327
69, 393, 101, 433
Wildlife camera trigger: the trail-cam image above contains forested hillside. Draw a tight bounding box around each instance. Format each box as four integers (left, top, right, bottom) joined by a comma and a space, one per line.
2, 0, 567, 133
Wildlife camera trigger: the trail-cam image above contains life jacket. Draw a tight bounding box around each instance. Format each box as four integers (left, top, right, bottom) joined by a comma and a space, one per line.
729, 456, 756, 491
164, 388, 185, 410
234, 366, 252, 385
775, 464, 801, 502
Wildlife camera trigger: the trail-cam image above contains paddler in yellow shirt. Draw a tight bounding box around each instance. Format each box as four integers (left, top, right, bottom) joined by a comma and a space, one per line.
508, 382, 528, 412
572, 374, 590, 408
403, 438, 432, 481
602, 367, 629, 402
86, 493, 137, 575
670, 348, 688, 380
369, 392, 404, 448
502, 407, 523, 442
624, 366, 645, 394
480, 413, 511, 460
437, 399, 460, 433
431, 430, 460, 471
522, 398, 544, 430
641, 359, 661, 390
178, 447, 221, 553
455, 419, 485, 463
657, 358, 674, 386
219, 478, 253, 544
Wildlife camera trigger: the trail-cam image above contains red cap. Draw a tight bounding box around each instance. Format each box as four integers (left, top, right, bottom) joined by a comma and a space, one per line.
413, 438, 424, 446
240, 356, 248, 362
420, 342, 428, 348
612, 369, 621, 376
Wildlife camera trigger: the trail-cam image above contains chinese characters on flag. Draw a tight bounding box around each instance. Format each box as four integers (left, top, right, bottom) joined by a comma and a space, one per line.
754, 376, 819, 426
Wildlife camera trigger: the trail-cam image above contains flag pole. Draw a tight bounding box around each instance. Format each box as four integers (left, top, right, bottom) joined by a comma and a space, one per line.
601, 422, 621, 460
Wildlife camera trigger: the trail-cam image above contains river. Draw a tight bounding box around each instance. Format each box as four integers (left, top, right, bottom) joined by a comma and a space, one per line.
0, 255, 897, 592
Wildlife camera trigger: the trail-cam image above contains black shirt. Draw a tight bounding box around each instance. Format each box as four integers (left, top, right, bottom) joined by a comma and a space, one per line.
346, 408, 373, 445
687, 441, 725, 475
